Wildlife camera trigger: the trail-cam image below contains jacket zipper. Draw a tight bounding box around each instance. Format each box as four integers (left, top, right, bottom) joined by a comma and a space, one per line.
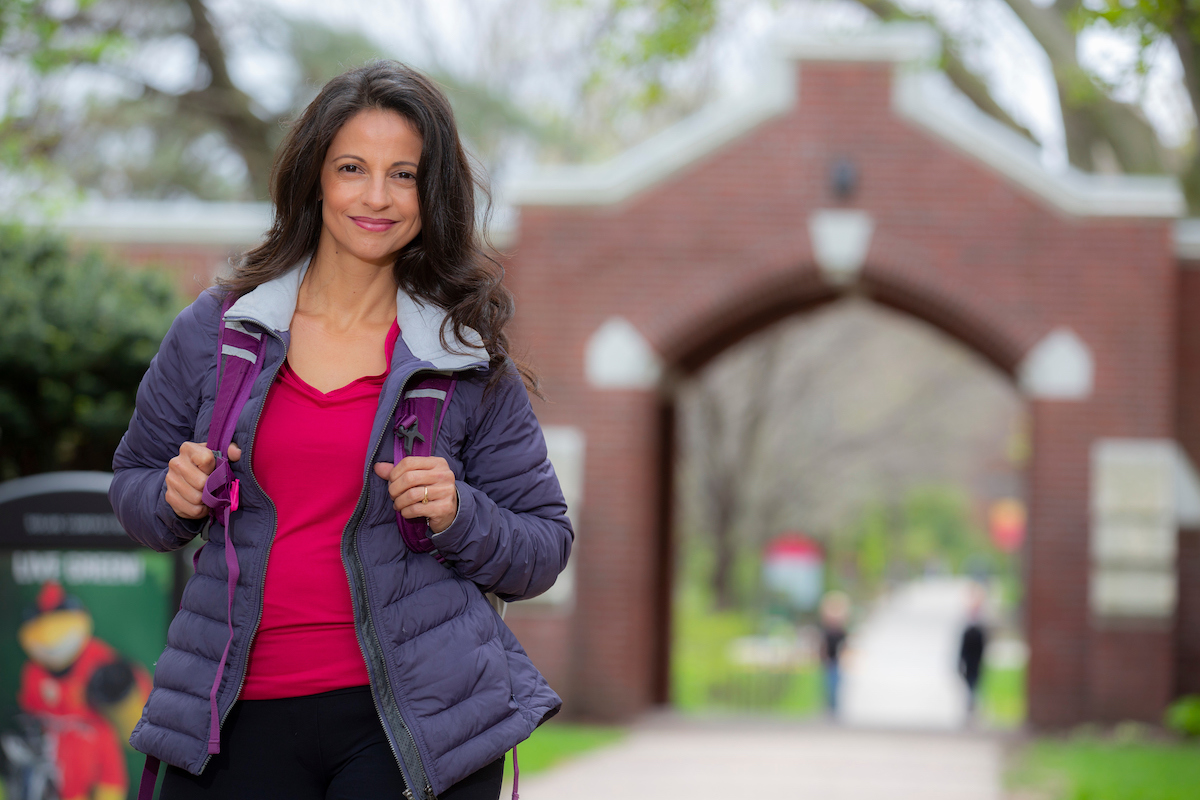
342, 367, 436, 800
198, 324, 287, 775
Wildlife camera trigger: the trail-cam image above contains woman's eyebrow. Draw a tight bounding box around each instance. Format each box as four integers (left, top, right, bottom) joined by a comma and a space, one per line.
332, 154, 418, 168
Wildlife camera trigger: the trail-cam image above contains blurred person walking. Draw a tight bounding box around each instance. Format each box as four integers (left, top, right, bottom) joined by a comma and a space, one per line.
818, 591, 850, 718
109, 62, 573, 800
958, 584, 988, 720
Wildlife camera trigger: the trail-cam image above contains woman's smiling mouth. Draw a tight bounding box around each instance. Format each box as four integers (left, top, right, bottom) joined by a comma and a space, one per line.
351, 216, 398, 232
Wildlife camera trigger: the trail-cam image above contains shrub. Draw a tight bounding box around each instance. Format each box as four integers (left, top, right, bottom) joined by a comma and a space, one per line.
1166, 695, 1200, 738
0, 225, 182, 477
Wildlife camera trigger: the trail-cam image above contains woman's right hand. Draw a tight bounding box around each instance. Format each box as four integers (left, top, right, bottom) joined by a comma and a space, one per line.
166, 442, 242, 519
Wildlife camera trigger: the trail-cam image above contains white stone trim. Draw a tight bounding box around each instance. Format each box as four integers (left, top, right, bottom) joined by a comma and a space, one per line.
1174, 444, 1200, 528
33, 201, 273, 246
1174, 218, 1200, 261
1090, 568, 1177, 619
893, 70, 1183, 218
26, 199, 517, 250
524, 425, 585, 607
585, 317, 662, 390
1017, 328, 1094, 400
1087, 438, 1197, 619
506, 23, 1183, 218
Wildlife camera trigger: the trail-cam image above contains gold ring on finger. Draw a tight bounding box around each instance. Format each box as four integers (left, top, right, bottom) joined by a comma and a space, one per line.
422, 486, 429, 504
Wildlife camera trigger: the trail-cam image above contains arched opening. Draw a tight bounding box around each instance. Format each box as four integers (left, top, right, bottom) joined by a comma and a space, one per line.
653, 270, 1030, 728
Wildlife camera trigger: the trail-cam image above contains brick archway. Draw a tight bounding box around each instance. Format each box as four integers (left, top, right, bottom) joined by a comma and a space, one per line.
648, 261, 1031, 708
505, 25, 1190, 727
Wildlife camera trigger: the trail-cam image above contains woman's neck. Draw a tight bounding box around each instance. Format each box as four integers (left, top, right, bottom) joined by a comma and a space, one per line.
300, 249, 398, 332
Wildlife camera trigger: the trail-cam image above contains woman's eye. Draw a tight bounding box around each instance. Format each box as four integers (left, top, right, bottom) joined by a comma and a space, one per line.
338, 164, 362, 174
394, 171, 416, 183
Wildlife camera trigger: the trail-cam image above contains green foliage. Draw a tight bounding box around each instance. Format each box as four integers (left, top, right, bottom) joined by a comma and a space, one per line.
0, 224, 182, 478
672, 552, 822, 715
1081, 1, 1200, 74
901, 486, 990, 573
0, 0, 126, 71
828, 485, 1005, 604
578, 0, 722, 111
1166, 695, 1200, 737
1009, 735, 1200, 800
633, 0, 718, 62
981, 665, 1025, 729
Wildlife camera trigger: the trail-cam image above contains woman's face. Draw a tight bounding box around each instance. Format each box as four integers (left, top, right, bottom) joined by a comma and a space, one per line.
318, 108, 424, 269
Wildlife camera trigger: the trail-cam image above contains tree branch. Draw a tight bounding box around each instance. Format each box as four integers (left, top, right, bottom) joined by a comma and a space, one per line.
1171, 16, 1200, 209
851, 0, 1036, 142
1001, 0, 1164, 174
182, 0, 275, 196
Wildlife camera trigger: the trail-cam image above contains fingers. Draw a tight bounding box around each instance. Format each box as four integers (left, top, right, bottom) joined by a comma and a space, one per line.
183, 441, 216, 475
165, 441, 241, 520
380, 457, 452, 498
165, 442, 216, 519
376, 457, 458, 532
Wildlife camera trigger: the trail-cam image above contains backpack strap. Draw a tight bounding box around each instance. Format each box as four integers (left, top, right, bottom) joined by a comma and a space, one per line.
136, 755, 159, 800
199, 295, 266, 758
392, 375, 457, 561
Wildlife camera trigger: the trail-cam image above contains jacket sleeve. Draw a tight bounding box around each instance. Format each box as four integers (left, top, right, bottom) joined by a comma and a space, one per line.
109, 292, 220, 552
430, 371, 574, 601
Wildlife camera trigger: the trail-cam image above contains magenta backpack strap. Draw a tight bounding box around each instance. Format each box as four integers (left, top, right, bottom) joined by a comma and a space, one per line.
199, 294, 267, 758
136, 755, 160, 800
392, 375, 457, 561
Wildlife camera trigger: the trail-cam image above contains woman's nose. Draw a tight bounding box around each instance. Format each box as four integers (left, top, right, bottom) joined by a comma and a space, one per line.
363, 176, 389, 209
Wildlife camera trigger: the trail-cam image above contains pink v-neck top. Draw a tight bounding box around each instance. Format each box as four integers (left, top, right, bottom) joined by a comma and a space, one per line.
241, 320, 400, 700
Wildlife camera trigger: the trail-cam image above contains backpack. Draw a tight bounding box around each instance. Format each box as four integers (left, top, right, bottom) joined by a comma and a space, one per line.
138, 297, 473, 800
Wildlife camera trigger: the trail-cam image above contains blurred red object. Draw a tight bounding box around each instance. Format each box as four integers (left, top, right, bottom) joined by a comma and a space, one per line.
989, 499, 1026, 552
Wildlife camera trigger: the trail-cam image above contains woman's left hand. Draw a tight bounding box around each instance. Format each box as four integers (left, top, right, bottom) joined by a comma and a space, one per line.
373, 457, 459, 533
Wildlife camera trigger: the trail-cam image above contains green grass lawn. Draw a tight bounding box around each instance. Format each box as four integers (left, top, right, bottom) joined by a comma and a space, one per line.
1009, 736, 1200, 800
671, 588, 822, 715
981, 664, 1025, 728
501, 721, 626, 783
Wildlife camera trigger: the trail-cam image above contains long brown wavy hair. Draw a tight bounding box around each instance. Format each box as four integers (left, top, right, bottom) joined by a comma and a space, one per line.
222, 61, 535, 392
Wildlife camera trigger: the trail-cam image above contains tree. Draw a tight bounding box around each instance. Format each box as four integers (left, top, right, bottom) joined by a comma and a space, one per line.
611, 0, 1199, 207
0, 225, 182, 478
0, 0, 561, 202
1, 0, 277, 199
1082, 1, 1200, 203
676, 300, 1024, 612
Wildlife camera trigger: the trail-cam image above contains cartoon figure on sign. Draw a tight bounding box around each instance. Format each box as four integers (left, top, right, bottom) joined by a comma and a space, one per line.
14, 581, 150, 800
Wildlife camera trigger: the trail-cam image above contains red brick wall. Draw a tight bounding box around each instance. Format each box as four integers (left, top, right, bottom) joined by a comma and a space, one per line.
1090, 627, 1174, 720
505, 607, 574, 704
1025, 401, 1094, 726
93, 241, 242, 298
511, 61, 1179, 726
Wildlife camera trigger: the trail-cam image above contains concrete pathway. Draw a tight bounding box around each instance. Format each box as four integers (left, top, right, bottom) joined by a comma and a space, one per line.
511, 718, 1003, 800
840, 577, 975, 729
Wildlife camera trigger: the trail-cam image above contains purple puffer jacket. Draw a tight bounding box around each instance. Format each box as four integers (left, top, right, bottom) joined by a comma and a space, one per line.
109, 262, 573, 798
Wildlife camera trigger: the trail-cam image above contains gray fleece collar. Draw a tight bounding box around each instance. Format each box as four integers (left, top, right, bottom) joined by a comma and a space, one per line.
225, 259, 490, 371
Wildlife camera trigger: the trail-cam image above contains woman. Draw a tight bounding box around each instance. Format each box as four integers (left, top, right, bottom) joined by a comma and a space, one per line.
109, 62, 573, 800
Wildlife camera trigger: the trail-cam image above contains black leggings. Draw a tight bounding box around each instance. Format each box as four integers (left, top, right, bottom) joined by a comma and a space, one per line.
161, 686, 504, 800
